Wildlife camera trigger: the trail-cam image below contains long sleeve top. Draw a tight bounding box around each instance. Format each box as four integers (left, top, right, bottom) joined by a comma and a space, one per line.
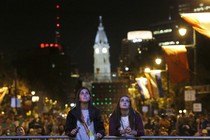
65, 106, 105, 138
109, 111, 145, 136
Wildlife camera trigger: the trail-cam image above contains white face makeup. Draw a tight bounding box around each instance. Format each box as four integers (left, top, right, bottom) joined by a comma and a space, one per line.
79, 89, 91, 103
119, 96, 130, 109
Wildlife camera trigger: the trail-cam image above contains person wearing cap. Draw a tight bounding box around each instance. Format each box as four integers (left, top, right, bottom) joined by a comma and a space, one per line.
65, 87, 105, 140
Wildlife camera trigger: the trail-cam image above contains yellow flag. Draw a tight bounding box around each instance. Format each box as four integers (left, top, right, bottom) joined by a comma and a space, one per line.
181, 12, 210, 39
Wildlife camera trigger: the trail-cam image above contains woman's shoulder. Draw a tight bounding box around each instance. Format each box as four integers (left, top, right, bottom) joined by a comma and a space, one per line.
109, 112, 117, 119
133, 110, 142, 117
68, 107, 77, 115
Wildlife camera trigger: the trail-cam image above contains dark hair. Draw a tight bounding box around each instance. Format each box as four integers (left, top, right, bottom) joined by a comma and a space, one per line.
75, 87, 95, 122
112, 95, 136, 129
75, 87, 92, 106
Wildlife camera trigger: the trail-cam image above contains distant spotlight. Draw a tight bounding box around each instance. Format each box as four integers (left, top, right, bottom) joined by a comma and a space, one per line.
70, 103, 76, 107
125, 67, 129, 71
132, 38, 142, 43
112, 73, 117, 77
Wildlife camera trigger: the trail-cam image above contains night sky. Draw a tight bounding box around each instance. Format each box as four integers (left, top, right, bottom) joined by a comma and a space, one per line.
0, 0, 186, 73
1, 0, 210, 104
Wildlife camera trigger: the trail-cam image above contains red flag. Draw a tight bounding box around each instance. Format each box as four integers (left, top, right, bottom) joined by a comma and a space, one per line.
181, 12, 210, 39
162, 45, 190, 83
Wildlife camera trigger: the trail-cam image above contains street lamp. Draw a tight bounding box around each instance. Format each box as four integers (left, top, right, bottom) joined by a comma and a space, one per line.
178, 28, 187, 36
155, 58, 162, 65
178, 27, 197, 85
31, 91, 39, 115
31, 91, 35, 96
154, 58, 169, 95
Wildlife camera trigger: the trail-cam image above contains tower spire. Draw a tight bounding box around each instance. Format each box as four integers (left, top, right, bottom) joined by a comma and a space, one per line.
95, 16, 108, 44
93, 16, 111, 82
99, 16, 103, 26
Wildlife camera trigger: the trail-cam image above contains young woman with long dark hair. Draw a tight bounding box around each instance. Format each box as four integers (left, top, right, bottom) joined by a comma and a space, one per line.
65, 87, 105, 140
109, 95, 144, 137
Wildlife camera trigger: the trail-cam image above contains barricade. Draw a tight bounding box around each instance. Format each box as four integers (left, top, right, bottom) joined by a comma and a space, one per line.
1, 135, 210, 139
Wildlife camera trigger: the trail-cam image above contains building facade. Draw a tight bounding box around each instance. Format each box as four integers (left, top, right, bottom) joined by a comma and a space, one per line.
93, 16, 111, 82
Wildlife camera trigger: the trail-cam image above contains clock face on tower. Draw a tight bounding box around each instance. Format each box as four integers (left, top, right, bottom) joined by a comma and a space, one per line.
102, 47, 107, 53
95, 48, 99, 54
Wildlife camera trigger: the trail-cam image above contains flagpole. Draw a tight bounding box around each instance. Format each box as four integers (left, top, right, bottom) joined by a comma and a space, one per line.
166, 64, 169, 95
193, 29, 197, 86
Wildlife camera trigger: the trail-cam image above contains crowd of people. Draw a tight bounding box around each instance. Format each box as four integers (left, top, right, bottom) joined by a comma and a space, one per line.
1, 87, 210, 139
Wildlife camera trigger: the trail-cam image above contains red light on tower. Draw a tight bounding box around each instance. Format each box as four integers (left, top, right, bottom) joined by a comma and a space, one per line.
56, 5, 60, 9
55, 44, 58, 47
50, 43, 54, 47
40, 43, 45, 48
40, 2, 62, 52
45, 44, 49, 47
56, 34, 61, 38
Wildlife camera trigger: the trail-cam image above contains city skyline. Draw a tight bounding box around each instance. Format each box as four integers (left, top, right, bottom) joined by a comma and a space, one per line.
0, 0, 176, 73
1, 0, 210, 111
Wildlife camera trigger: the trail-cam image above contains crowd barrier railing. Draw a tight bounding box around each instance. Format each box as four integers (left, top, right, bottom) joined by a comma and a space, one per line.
1, 135, 210, 139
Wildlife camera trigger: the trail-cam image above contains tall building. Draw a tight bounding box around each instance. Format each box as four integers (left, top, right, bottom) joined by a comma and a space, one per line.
89, 17, 130, 115
178, 0, 210, 13
93, 16, 111, 82
149, 20, 193, 47
118, 34, 159, 79
91, 81, 129, 115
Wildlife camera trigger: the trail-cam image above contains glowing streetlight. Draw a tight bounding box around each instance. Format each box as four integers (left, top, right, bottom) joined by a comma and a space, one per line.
155, 58, 162, 65
178, 28, 187, 36
144, 67, 151, 73
70, 103, 76, 107
125, 66, 129, 71
32, 96, 39, 102
31, 91, 36, 96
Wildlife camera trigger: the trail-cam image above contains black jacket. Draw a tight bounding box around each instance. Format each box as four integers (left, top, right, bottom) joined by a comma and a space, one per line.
65, 106, 105, 138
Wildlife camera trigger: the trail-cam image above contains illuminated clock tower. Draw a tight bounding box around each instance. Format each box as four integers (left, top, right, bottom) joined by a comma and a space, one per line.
93, 16, 111, 82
